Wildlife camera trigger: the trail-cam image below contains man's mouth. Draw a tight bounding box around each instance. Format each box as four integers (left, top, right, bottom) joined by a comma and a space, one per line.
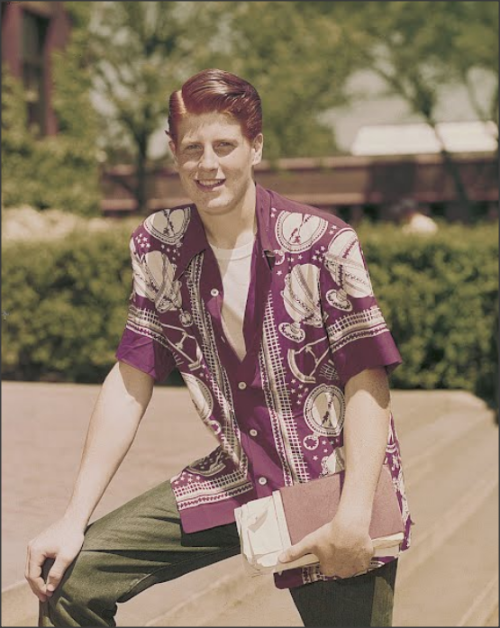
195, 179, 225, 191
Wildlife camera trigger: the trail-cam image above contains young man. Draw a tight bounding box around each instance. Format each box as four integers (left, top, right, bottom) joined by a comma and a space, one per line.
27, 69, 412, 627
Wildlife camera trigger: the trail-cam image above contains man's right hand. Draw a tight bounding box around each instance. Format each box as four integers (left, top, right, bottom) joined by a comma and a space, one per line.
25, 518, 85, 602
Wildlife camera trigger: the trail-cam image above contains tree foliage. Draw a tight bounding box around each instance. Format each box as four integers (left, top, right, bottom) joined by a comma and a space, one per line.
88, 1, 220, 211
90, 1, 497, 171
2, 2, 100, 215
89, 0, 363, 180
202, 1, 360, 160
336, 1, 498, 128
439, 1, 498, 127
311, 1, 499, 210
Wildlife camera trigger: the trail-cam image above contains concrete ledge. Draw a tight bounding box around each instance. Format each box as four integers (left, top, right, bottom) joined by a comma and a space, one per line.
2, 580, 39, 627
457, 574, 499, 627
145, 560, 260, 627
3, 388, 497, 627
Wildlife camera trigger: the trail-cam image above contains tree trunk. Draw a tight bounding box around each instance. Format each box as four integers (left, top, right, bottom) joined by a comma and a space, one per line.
135, 135, 148, 214
427, 118, 471, 218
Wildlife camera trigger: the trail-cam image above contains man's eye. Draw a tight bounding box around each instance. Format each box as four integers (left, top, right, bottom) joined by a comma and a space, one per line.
217, 142, 233, 150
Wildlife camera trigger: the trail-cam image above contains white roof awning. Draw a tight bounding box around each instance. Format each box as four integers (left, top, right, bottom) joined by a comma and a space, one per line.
351, 121, 498, 156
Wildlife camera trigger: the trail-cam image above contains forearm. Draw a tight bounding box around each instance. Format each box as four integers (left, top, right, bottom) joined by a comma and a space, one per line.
280, 368, 392, 576
63, 361, 154, 528
336, 367, 391, 528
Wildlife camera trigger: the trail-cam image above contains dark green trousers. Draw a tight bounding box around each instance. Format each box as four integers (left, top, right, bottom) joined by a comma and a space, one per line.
39, 479, 398, 627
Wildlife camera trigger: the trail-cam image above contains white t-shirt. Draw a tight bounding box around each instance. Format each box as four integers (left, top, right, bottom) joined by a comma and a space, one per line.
210, 238, 255, 362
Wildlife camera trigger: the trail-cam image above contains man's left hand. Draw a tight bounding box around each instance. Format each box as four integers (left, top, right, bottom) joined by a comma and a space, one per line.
278, 514, 374, 578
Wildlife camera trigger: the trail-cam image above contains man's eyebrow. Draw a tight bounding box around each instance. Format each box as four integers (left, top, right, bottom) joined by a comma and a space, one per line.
180, 137, 237, 147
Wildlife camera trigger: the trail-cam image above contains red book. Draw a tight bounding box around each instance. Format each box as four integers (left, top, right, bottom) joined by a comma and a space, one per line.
280, 464, 404, 547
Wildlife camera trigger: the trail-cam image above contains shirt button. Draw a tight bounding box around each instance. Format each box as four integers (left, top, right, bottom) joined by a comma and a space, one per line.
249, 429, 258, 437
210, 288, 219, 297
258, 477, 268, 486
238, 382, 247, 390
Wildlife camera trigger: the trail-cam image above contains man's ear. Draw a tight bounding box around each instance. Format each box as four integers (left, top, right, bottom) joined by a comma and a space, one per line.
252, 133, 264, 166
168, 140, 178, 166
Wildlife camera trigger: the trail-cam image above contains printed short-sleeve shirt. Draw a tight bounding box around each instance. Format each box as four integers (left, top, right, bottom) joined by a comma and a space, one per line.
116, 184, 412, 589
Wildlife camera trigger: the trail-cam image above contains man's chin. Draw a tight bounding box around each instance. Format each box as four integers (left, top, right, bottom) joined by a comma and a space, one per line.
195, 195, 232, 213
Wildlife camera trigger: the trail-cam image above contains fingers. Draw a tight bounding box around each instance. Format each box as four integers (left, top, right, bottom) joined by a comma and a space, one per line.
278, 539, 371, 578
322, 552, 372, 578
46, 555, 71, 593
330, 564, 367, 579
278, 537, 312, 564
26, 549, 74, 602
25, 545, 51, 602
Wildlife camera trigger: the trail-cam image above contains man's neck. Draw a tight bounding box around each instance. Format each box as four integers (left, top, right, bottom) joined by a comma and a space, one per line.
203, 184, 257, 250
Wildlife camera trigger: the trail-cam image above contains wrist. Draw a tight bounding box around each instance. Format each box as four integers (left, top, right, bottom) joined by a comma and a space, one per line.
334, 503, 372, 531
62, 507, 90, 531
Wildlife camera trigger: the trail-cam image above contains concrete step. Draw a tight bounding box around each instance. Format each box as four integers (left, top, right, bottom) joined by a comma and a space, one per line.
401, 401, 492, 481
120, 557, 245, 626
1, 558, 250, 627
389, 390, 487, 443
196, 575, 300, 627
393, 479, 498, 626
144, 557, 256, 627
485, 604, 499, 627
400, 410, 498, 581
1, 582, 41, 628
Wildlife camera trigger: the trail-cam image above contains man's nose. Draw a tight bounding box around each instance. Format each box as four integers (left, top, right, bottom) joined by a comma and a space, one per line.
199, 146, 218, 170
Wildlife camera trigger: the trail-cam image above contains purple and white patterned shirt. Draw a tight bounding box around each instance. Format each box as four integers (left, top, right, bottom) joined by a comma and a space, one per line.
116, 184, 412, 588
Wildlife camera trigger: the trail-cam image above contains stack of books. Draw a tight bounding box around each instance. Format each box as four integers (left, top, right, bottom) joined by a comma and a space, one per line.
234, 466, 404, 575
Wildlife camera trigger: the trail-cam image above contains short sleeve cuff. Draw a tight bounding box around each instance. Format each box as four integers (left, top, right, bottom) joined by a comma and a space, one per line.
332, 332, 403, 386
115, 327, 176, 383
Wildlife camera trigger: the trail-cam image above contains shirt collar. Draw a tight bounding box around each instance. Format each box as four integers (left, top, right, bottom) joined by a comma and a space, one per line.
174, 183, 276, 279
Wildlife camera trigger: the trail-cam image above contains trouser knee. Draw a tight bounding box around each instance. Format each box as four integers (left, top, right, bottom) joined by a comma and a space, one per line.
42, 551, 118, 627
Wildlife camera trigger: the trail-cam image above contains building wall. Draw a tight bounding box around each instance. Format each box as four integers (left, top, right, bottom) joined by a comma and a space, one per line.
101, 152, 498, 223
1, 1, 71, 136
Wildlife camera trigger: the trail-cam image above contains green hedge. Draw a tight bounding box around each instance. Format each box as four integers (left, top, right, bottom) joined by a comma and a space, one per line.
2, 223, 498, 406
2, 229, 131, 383
357, 222, 498, 409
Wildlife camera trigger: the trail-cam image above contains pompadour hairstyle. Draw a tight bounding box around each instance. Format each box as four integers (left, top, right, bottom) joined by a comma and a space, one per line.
167, 69, 262, 145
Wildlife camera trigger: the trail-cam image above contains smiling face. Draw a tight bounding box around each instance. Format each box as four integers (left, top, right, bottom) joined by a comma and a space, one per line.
169, 111, 263, 219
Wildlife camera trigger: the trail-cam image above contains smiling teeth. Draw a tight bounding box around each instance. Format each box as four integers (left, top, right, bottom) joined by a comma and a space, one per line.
198, 180, 222, 184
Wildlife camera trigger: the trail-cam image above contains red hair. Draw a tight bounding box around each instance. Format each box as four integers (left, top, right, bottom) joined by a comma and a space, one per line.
167, 69, 262, 145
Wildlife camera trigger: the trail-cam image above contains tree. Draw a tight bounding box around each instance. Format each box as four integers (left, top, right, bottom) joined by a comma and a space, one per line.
315, 1, 498, 212
204, 1, 360, 160
89, 1, 222, 213
438, 1, 498, 135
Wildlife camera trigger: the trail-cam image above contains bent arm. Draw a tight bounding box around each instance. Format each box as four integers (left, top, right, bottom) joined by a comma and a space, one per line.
278, 367, 391, 577
336, 366, 391, 528
63, 360, 154, 529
